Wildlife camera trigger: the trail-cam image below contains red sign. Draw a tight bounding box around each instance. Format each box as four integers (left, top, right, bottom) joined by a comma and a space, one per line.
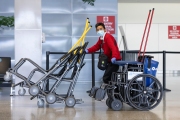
168, 25, 180, 39
97, 16, 115, 34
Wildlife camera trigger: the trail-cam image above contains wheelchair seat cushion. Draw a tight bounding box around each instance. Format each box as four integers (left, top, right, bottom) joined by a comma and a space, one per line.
114, 61, 143, 66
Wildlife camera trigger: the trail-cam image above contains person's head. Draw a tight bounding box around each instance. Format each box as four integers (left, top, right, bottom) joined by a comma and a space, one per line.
95, 22, 106, 36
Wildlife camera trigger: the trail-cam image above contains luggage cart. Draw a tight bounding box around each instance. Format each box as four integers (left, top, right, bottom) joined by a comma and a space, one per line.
4, 18, 92, 108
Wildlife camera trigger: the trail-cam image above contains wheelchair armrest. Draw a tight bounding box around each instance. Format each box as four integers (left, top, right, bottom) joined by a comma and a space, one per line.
114, 61, 142, 66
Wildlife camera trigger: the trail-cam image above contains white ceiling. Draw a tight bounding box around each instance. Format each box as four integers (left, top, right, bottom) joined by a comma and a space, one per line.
118, 0, 180, 3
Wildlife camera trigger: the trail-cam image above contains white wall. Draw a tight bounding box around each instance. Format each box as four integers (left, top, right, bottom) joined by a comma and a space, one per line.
118, 3, 180, 24
118, 3, 180, 72
15, 0, 42, 95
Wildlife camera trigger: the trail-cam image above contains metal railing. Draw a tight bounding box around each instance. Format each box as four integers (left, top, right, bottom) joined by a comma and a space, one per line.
46, 50, 180, 92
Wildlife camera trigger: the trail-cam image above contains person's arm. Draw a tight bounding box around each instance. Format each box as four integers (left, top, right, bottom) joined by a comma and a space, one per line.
106, 35, 120, 59
87, 39, 102, 53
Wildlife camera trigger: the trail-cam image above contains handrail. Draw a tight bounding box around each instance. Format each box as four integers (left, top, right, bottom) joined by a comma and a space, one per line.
45, 50, 179, 92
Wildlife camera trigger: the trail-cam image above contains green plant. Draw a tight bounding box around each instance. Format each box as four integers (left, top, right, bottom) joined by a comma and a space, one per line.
82, 0, 95, 6
0, 16, 14, 28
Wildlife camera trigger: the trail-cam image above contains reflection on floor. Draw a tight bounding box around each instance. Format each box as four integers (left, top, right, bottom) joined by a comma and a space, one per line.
0, 74, 180, 120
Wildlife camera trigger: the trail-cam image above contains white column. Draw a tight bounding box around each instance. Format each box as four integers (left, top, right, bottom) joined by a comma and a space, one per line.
14, 0, 42, 95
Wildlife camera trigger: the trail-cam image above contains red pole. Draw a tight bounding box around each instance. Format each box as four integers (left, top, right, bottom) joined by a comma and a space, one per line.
141, 8, 155, 62
137, 9, 151, 59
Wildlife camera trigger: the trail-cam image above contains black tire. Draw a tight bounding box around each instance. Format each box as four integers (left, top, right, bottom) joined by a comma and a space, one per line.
127, 74, 163, 111
110, 99, 123, 111
106, 98, 111, 108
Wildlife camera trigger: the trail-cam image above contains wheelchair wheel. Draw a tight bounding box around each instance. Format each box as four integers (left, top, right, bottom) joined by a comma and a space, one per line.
110, 99, 123, 111
127, 74, 163, 111
106, 98, 112, 108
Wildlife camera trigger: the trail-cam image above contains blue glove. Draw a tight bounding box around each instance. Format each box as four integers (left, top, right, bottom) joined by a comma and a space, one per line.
111, 57, 116, 63
85, 49, 88, 53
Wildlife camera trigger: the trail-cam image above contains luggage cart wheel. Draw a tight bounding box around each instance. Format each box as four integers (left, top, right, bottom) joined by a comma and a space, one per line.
45, 93, 56, 104
4, 73, 12, 82
29, 85, 39, 96
18, 88, 26, 96
65, 96, 76, 107
110, 99, 123, 111
37, 99, 44, 108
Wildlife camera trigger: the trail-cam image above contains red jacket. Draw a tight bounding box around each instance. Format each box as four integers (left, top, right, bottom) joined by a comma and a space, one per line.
87, 33, 122, 62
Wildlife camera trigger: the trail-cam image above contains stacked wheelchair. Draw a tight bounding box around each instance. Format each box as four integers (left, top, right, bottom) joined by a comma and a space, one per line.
89, 55, 163, 111
4, 18, 92, 108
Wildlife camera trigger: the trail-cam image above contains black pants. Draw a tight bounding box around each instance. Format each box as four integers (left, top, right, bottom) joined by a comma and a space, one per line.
103, 63, 119, 84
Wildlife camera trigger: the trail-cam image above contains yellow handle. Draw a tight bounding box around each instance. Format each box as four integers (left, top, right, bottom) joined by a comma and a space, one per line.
61, 18, 92, 62
69, 25, 92, 53
68, 18, 90, 52
67, 18, 92, 62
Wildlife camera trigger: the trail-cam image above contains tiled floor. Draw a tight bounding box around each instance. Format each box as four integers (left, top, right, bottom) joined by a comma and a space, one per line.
0, 74, 180, 120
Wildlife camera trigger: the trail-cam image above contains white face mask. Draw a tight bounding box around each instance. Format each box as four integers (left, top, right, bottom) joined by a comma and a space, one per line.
97, 30, 104, 37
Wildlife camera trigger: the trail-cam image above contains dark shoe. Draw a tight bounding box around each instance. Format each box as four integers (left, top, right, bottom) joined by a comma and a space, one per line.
86, 90, 91, 93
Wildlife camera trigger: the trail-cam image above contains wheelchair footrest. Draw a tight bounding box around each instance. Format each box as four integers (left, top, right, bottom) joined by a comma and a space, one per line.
95, 88, 106, 101
76, 99, 84, 104
89, 86, 99, 98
